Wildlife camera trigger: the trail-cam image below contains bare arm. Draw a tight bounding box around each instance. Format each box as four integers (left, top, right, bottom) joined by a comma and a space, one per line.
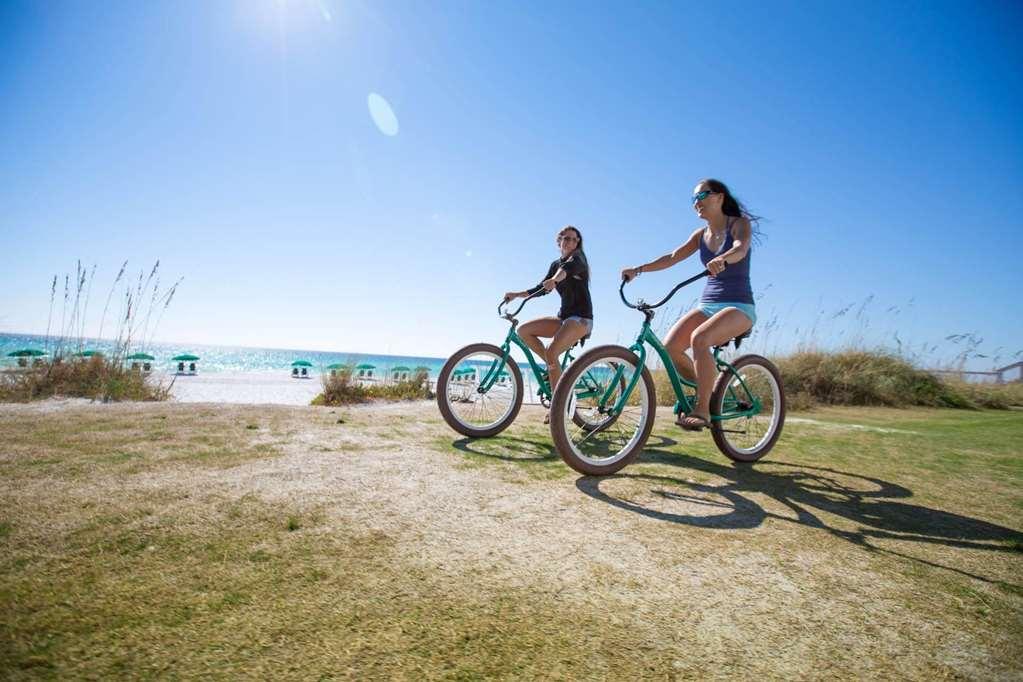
719, 217, 752, 265
506, 262, 559, 300
706, 217, 751, 274
621, 228, 702, 282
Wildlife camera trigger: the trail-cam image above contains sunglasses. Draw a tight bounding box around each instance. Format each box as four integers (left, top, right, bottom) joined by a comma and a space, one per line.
557, 235, 578, 243
692, 190, 717, 203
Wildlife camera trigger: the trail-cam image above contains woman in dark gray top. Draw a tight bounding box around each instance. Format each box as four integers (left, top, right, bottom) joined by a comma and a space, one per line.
621, 179, 758, 431
504, 225, 593, 421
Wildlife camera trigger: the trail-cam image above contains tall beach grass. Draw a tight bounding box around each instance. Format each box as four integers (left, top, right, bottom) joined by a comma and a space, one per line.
0, 260, 181, 403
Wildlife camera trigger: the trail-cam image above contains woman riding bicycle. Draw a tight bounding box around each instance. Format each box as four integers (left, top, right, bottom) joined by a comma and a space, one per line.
504, 225, 593, 421
621, 179, 758, 431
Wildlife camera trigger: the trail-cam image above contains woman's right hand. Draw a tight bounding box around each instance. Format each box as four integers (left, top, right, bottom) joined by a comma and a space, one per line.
621, 267, 640, 283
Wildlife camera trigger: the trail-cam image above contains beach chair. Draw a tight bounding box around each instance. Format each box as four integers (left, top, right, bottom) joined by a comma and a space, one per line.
177, 362, 185, 373
292, 368, 299, 377
143, 362, 151, 373
300, 368, 308, 377
188, 362, 196, 374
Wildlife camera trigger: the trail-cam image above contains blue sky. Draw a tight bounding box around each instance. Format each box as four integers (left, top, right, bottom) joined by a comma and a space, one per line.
1, 0, 1021, 369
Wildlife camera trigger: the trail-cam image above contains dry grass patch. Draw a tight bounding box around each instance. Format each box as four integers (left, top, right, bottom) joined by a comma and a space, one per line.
1, 400, 1021, 678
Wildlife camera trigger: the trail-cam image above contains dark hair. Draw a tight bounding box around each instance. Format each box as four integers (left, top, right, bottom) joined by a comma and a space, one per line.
558, 225, 589, 283
697, 178, 765, 241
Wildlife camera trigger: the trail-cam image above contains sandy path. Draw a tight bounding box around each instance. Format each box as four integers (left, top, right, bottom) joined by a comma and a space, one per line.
3, 399, 1020, 678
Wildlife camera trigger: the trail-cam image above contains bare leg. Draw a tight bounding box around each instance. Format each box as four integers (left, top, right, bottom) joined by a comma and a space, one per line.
685, 308, 754, 428
544, 319, 590, 395
517, 317, 562, 359
663, 308, 708, 384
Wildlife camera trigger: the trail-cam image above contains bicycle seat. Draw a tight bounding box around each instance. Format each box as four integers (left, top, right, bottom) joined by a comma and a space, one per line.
714, 329, 751, 352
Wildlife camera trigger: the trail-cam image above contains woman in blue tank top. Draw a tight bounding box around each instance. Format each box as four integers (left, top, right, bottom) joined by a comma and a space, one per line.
621, 179, 759, 431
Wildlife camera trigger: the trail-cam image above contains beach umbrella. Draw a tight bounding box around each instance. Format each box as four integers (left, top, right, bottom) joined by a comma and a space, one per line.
6, 349, 46, 357
171, 354, 200, 362
74, 350, 103, 358
326, 363, 347, 370
291, 360, 313, 367
413, 365, 430, 373
126, 353, 155, 361
355, 363, 376, 370
392, 365, 411, 372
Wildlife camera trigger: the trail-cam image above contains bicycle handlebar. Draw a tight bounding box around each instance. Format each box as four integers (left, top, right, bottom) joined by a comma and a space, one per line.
619, 268, 716, 311
497, 287, 547, 318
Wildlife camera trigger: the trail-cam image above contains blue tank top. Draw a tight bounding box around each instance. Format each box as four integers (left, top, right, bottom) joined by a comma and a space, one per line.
699, 217, 754, 304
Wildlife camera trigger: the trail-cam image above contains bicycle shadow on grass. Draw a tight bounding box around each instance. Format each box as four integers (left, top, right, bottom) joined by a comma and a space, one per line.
576, 450, 1023, 587
451, 434, 677, 464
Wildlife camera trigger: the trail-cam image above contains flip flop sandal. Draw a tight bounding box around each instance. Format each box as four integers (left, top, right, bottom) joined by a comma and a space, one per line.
543, 411, 550, 425
680, 415, 710, 432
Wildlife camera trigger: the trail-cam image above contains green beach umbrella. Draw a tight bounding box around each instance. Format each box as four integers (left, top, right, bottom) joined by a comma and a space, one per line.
326, 363, 347, 370
291, 360, 313, 367
355, 363, 376, 370
74, 350, 103, 358
392, 366, 411, 372
6, 349, 46, 357
172, 354, 200, 362
126, 353, 155, 361
413, 366, 430, 373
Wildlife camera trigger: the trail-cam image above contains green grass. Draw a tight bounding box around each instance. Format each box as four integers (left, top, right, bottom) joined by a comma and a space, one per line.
1, 401, 1021, 678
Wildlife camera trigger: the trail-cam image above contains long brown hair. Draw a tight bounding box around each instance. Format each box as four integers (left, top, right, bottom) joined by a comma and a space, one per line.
697, 178, 764, 241
558, 225, 588, 283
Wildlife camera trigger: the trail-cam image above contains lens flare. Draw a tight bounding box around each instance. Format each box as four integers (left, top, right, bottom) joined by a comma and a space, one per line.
367, 93, 399, 136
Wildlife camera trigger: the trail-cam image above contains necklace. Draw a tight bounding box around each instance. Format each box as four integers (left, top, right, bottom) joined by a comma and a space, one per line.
705, 219, 727, 252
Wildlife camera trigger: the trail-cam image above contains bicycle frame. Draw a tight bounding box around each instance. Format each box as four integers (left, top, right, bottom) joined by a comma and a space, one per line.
602, 274, 764, 423
475, 326, 575, 400
475, 294, 605, 403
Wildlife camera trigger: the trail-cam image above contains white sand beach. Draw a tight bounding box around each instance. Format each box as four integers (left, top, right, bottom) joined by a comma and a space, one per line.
164, 371, 325, 405
164, 370, 538, 406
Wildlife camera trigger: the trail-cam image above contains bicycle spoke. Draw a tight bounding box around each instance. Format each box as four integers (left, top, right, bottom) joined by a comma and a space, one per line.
714, 360, 782, 457
443, 349, 519, 433
557, 354, 648, 468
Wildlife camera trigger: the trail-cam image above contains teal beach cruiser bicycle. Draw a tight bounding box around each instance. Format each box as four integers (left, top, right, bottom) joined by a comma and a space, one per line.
549, 271, 785, 475
437, 292, 621, 438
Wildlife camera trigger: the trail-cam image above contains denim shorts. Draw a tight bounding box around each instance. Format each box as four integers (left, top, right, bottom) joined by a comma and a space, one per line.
561, 316, 594, 334
697, 302, 756, 325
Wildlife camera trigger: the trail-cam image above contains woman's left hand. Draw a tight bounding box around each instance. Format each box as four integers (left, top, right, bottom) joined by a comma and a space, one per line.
542, 277, 558, 292
707, 257, 728, 275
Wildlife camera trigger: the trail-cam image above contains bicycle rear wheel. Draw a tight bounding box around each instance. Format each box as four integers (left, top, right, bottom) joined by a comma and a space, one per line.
550, 345, 655, 476
710, 354, 785, 462
437, 343, 523, 438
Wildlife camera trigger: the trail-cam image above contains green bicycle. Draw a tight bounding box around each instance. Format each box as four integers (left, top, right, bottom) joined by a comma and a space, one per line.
437, 292, 621, 438
549, 270, 785, 475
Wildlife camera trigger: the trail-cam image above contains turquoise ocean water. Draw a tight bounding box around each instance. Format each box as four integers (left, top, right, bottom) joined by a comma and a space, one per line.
0, 333, 452, 378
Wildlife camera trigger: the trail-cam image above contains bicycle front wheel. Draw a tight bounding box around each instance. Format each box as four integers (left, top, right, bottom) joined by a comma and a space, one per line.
550, 345, 656, 476
437, 343, 523, 438
570, 363, 627, 432
710, 354, 785, 462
